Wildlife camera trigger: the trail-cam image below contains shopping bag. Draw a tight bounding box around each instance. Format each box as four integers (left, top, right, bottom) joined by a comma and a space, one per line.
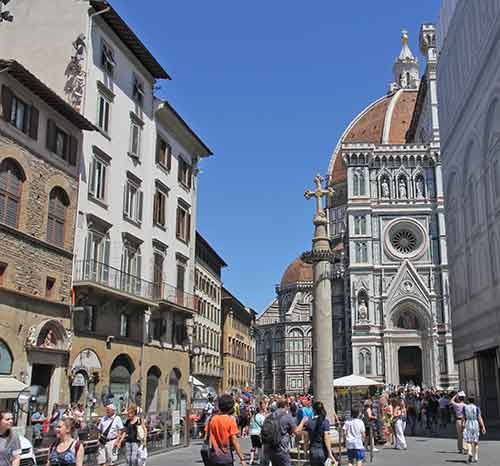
138, 446, 148, 466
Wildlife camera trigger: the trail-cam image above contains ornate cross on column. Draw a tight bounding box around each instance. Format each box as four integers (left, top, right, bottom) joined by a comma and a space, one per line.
304, 174, 334, 216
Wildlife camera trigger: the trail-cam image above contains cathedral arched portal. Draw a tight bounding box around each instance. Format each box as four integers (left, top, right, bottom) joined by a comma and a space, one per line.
384, 300, 438, 387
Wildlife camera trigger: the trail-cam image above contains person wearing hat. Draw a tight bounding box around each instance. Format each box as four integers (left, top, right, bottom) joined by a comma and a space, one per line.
97, 404, 124, 466
451, 392, 467, 454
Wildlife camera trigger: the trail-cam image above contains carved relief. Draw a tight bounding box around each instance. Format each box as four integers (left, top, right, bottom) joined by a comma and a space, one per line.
64, 34, 87, 112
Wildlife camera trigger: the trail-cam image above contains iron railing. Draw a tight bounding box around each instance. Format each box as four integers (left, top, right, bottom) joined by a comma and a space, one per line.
155, 281, 198, 312
74, 260, 198, 311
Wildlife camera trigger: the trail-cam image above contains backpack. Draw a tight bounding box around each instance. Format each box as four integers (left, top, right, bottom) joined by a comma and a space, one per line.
261, 412, 285, 447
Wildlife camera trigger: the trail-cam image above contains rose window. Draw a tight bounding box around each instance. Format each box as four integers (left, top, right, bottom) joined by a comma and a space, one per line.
390, 230, 418, 254
384, 218, 428, 260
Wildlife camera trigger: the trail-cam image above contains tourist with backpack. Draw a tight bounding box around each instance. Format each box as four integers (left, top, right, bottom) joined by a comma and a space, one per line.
303, 401, 337, 466
201, 394, 247, 466
248, 401, 267, 465
261, 399, 307, 466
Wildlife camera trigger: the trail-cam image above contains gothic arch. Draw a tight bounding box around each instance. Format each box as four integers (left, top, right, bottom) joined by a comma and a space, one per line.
387, 298, 432, 332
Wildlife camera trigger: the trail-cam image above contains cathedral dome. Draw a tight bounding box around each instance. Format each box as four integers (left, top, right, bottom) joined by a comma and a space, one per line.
328, 89, 418, 185
280, 256, 313, 286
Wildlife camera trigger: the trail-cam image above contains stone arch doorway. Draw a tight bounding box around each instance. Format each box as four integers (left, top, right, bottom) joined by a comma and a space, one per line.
398, 346, 422, 385
384, 299, 437, 387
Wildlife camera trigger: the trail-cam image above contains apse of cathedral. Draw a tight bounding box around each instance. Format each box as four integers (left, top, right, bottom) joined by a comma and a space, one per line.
256, 24, 458, 394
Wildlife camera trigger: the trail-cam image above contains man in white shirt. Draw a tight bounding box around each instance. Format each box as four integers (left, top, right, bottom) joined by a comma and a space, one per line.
97, 404, 124, 466
343, 407, 366, 466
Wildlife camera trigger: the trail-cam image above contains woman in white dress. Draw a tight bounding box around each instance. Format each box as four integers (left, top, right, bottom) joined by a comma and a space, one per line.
393, 398, 407, 450
463, 396, 486, 463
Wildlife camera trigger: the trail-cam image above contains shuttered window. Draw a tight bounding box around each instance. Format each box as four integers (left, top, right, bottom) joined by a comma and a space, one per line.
47, 187, 69, 247
2, 86, 39, 139
46, 119, 78, 166
153, 190, 166, 227
156, 136, 172, 170
0, 159, 24, 228
176, 205, 191, 243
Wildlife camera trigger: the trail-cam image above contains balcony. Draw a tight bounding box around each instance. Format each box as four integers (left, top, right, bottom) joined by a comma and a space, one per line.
155, 282, 198, 314
74, 260, 157, 306
74, 260, 199, 312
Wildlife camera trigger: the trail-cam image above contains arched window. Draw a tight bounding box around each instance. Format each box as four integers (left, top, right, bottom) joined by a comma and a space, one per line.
146, 366, 161, 414
288, 329, 304, 365
168, 368, 181, 410
359, 172, 366, 195
0, 339, 13, 374
47, 187, 69, 246
110, 354, 135, 410
353, 173, 360, 196
0, 159, 25, 227
359, 349, 371, 375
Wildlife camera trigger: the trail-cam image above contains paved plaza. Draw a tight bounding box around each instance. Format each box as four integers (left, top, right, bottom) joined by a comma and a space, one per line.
150, 433, 500, 466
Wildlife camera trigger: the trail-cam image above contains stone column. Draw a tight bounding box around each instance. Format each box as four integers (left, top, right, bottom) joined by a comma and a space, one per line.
304, 175, 335, 419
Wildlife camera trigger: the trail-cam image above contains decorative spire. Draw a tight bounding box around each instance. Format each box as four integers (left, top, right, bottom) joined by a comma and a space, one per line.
391, 29, 420, 92
398, 30, 415, 61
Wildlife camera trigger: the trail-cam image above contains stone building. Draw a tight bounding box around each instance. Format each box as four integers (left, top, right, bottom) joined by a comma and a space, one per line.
193, 232, 226, 392
0, 0, 213, 420
221, 288, 256, 392
257, 27, 458, 393
437, 0, 500, 421
0, 60, 94, 410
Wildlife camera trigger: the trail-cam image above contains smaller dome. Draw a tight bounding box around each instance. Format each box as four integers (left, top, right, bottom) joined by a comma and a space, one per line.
280, 257, 313, 286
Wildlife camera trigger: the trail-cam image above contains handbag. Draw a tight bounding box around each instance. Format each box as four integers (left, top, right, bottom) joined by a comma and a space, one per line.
99, 416, 116, 446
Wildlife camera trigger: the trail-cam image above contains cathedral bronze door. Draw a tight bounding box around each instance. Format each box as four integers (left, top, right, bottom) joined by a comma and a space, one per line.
398, 346, 422, 385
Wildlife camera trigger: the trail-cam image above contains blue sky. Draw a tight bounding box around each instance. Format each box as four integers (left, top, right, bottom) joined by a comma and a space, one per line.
113, 0, 439, 313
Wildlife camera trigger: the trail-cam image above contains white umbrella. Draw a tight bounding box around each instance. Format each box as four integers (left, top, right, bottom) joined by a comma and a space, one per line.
333, 374, 383, 388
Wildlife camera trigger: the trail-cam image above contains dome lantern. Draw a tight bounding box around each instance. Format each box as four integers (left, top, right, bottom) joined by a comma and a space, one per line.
391, 30, 420, 92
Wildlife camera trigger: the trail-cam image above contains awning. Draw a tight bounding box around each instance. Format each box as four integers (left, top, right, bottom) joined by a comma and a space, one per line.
189, 376, 205, 387
0, 377, 28, 399
333, 374, 384, 388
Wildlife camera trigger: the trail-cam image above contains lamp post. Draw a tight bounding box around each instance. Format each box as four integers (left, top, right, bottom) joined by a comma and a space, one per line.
0, 0, 13, 23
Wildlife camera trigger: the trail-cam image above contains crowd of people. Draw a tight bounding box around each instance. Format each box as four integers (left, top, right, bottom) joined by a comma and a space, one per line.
198, 386, 489, 466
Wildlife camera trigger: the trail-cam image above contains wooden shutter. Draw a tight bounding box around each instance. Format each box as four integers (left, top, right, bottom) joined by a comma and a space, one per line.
186, 212, 191, 243
28, 106, 39, 140
69, 136, 78, 166
153, 192, 158, 224
1, 86, 13, 122
187, 166, 193, 189
155, 136, 160, 164
167, 144, 172, 171
138, 190, 143, 223
178, 159, 183, 183
46, 119, 56, 152
175, 207, 181, 238
123, 184, 129, 216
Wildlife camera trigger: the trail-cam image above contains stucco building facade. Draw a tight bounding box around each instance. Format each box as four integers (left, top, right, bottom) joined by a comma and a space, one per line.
0, 60, 94, 410
193, 232, 226, 392
437, 0, 500, 421
221, 288, 256, 392
0, 0, 212, 419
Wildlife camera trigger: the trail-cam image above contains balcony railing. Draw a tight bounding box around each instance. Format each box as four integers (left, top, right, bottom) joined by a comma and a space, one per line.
74, 260, 156, 301
155, 282, 198, 313
74, 260, 198, 312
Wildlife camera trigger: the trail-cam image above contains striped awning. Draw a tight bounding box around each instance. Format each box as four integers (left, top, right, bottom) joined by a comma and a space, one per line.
0, 377, 28, 399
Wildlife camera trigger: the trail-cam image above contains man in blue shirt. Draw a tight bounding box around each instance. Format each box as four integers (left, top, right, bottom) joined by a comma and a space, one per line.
296, 400, 313, 424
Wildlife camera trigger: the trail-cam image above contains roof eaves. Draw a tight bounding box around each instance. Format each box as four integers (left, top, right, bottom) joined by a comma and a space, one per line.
157, 100, 213, 157
90, 1, 171, 80
0, 60, 96, 131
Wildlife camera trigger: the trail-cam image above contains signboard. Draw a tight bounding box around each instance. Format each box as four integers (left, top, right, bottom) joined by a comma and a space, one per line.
180, 399, 187, 418
171, 410, 181, 446
72, 373, 86, 387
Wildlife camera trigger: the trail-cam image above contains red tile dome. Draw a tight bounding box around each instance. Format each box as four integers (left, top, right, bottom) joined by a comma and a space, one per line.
280, 256, 313, 286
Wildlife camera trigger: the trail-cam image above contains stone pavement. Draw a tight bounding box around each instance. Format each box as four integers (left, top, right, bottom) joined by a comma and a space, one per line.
150, 435, 500, 466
